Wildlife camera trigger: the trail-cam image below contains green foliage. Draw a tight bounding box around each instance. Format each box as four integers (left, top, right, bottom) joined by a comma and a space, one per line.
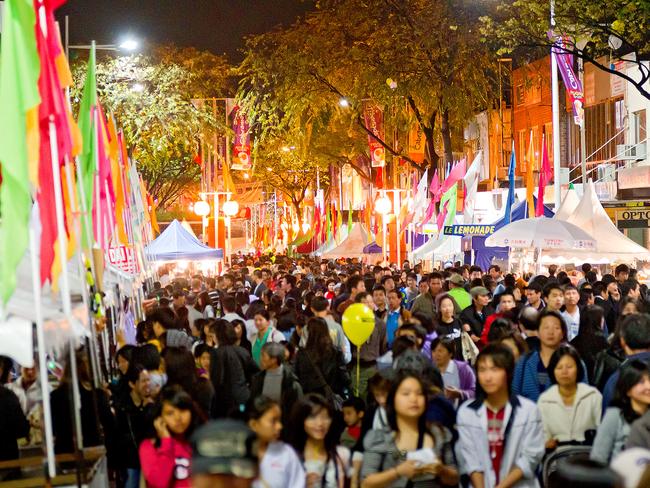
483, 0, 650, 99
71, 45, 234, 208
238, 0, 498, 177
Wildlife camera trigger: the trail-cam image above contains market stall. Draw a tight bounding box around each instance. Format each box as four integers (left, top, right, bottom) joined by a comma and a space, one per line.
542, 181, 650, 263
146, 219, 223, 261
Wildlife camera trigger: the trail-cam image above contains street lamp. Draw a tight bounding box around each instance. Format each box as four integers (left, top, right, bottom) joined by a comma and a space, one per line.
339, 98, 350, 108
193, 200, 211, 217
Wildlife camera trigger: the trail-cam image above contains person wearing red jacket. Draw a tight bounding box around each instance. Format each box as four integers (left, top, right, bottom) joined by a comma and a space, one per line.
139, 386, 201, 488
480, 290, 518, 344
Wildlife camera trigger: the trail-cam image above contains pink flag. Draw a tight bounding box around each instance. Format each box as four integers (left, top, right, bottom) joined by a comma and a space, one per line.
536, 135, 553, 217
419, 199, 436, 230
429, 169, 441, 202
438, 159, 466, 196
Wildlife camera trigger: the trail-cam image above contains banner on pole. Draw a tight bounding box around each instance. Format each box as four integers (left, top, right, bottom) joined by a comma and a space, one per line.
362, 101, 386, 167
231, 105, 251, 170
552, 37, 585, 127
408, 123, 425, 163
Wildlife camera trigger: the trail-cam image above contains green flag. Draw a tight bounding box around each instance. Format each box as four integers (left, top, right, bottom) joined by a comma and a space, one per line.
347, 201, 353, 234
439, 183, 458, 228
77, 44, 98, 248
0, 0, 41, 304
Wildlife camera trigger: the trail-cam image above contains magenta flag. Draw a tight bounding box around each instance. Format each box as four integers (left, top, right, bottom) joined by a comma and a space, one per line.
536, 135, 553, 217
438, 159, 466, 196
429, 168, 441, 202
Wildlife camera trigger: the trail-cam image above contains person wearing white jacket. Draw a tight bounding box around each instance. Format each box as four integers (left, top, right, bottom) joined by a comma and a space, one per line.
537, 346, 602, 449
457, 344, 545, 488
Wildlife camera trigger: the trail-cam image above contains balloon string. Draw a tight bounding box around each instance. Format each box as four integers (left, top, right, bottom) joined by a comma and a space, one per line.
356, 351, 360, 397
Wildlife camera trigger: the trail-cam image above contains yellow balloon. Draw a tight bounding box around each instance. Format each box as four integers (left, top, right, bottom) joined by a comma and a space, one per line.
342, 303, 376, 346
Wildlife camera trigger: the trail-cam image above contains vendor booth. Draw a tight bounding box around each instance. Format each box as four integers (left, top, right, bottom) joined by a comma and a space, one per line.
321, 223, 376, 260
542, 181, 650, 263
472, 198, 554, 270
146, 219, 223, 261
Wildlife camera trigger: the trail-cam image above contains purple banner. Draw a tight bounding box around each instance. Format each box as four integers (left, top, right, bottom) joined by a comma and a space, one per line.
553, 38, 585, 127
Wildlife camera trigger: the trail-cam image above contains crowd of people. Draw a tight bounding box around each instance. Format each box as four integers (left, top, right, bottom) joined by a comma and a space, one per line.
2, 256, 650, 487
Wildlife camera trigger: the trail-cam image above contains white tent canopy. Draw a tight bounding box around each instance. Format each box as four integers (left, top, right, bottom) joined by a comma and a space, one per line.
313, 225, 350, 256
321, 223, 372, 259
542, 181, 650, 262
554, 187, 581, 221
412, 235, 462, 262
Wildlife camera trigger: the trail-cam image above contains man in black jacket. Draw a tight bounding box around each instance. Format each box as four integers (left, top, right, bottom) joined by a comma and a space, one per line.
0, 385, 29, 478
114, 364, 155, 487
459, 286, 494, 343
250, 343, 302, 430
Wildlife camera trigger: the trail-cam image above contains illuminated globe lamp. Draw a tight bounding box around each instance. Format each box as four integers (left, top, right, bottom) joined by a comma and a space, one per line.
193, 200, 211, 217
222, 199, 239, 217
374, 194, 392, 215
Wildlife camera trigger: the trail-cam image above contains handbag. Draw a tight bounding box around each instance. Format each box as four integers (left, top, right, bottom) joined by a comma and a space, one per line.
461, 331, 479, 365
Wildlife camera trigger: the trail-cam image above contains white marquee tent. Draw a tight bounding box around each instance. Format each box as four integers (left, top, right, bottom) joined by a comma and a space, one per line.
542, 181, 650, 263
321, 223, 373, 259
554, 187, 581, 221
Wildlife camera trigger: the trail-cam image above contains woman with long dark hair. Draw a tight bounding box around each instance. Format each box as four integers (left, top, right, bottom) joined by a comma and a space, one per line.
196, 291, 215, 319
591, 360, 650, 463
433, 294, 463, 361
247, 395, 305, 488
361, 371, 459, 487
289, 394, 349, 488
161, 347, 213, 420
570, 304, 608, 382
294, 318, 350, 399
139, 386, 201, 488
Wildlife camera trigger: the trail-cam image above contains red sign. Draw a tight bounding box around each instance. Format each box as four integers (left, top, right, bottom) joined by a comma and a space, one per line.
107, 246, 140, 274
362, 102, 386, 167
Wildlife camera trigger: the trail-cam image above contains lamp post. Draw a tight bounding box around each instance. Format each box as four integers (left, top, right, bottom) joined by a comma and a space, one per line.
196, 191, 234, 267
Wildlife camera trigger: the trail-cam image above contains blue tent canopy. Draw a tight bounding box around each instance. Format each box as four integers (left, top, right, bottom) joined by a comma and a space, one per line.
362, 241, 382, 254
146, 220, 223, 261
473, 198, 554, 270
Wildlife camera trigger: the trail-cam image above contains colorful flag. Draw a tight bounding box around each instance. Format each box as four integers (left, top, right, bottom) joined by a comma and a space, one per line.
536, 134, 553, 217
0, 0, 41, 304
347, 200, 353, 234
438, 159, 466, 196
77, 44, 98, 248
553, 37, 585, 127
463, 152, 482, 224
437, 184, 458, 231
326, 203, 332, 240
34, 0, 76, 284
429, 168, 441, 201
504, 142, 516, 225
525, 131, 536, 218
412, 168, 429, 219
230, 104, 251, 171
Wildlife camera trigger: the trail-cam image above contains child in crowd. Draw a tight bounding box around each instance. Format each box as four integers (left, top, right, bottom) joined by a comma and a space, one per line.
193, 344, 211, 380
340, 397, 365, 449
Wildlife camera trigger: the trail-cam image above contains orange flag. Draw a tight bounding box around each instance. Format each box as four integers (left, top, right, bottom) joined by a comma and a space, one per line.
107, 115, 129, 244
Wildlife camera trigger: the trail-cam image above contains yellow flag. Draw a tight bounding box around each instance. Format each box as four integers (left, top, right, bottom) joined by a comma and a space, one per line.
525, 131, 536, 218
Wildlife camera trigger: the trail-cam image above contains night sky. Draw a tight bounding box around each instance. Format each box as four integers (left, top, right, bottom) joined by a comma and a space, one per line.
57, 0, 315, 60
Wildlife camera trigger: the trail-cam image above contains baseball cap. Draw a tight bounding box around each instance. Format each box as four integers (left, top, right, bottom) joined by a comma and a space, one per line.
191, 419, 258, 479
447, 274, 464, 286
470, 286, 490, 298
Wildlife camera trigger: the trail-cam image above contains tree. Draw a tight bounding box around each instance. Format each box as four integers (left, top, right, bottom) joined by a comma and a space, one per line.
483, 0, 650, 100
253, 135, 330, 222
71, 45, 233, 208
238, 0, 498, 177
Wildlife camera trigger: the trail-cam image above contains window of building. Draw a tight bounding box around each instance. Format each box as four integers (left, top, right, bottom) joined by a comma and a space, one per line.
518, 129, 526, 167
516, 84, 525, 106
634, 110, 647, 144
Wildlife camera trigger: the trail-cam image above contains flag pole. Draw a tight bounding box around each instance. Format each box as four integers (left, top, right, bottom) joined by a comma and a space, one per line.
28, 211, 56, 479
48, 120, 84, 449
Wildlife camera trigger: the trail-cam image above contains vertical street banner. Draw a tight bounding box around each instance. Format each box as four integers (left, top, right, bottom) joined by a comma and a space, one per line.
230, 104, 251, 170
362, 101, 386, 167
553, 38, 584, 127
408, 123, 425, 163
